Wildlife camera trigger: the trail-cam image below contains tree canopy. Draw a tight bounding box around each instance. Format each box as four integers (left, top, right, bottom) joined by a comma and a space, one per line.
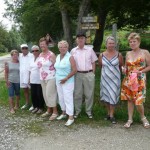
4, 0, 150, 51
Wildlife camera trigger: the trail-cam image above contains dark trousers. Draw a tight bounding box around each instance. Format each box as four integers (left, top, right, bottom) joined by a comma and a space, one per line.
30, 84, 45, 109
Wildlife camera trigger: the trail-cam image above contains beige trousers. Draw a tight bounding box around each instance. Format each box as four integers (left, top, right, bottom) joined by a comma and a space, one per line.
41, 78, 57, 107
74, 72, 95, 115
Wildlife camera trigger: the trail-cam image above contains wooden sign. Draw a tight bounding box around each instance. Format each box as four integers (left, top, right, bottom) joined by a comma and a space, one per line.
81, 23, 99, 29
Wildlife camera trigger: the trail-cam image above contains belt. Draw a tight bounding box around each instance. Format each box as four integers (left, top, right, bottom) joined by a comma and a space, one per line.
77, 70, 93, 73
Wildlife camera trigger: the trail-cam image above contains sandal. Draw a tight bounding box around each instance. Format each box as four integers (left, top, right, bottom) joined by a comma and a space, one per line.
49, 113, 58, 121
141, 117, 150, 129
124, 120, 133, 128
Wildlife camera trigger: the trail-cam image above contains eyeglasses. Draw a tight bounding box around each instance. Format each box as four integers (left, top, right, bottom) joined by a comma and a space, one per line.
31, 50, 39, 52
22, 47, 28, 50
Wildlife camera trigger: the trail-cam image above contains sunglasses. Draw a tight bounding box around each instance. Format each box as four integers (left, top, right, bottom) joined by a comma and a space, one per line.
31, 50, 39, 52
22, 47, 28, 49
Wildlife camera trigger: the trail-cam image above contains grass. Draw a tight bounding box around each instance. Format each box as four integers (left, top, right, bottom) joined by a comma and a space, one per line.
0, 52, 9, 56
0, 69, 150, 130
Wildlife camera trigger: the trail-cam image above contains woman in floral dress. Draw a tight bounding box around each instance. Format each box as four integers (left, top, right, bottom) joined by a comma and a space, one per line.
121, 33, 150, 128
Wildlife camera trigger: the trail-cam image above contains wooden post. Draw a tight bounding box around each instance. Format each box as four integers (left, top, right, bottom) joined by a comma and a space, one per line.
112, 23, 118, 50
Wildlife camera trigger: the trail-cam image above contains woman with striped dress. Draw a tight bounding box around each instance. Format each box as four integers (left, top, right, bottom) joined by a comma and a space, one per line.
99, 36, 123, 123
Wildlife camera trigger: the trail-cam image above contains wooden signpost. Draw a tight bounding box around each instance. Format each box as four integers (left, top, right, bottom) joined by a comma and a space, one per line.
81, 15, 99, 44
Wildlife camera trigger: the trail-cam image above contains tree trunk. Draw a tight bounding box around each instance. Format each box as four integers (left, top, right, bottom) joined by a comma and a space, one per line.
93, 10, 107, 52
61, 9, 73, 49
76, 0, 91, 34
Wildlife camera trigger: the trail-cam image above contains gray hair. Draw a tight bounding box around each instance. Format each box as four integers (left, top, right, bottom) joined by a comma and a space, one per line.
105, 36, 115, 44
31, 45, 40, 50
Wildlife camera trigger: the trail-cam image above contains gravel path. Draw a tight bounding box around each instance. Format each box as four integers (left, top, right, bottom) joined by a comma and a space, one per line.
0, 106, 150, 150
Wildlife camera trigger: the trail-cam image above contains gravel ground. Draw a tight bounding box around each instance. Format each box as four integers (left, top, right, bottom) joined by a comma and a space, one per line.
0, 106, 150, 150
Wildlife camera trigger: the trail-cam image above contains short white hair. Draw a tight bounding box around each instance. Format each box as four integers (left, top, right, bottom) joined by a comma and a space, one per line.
31, 45, 40, 50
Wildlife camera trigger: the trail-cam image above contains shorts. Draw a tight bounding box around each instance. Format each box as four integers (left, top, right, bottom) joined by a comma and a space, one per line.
8, 82, 20, 97
20, 83, 31, 88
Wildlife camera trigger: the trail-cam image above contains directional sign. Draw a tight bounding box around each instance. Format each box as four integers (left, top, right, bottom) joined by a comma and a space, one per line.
81, 23, 99, 29
82, 16, 98, 23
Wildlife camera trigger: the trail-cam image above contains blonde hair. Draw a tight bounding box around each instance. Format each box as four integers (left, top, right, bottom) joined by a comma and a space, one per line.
128, 32, 141, 42
58, 40, 69, 48
10, 50, 19, 56
39, 37, 49, 45
105, 36, 115, 44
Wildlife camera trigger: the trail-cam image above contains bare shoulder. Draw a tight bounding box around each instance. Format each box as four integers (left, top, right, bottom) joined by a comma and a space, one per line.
99, 53, 103, 58
118, 52, 123, 56
50, 51, 56, 57
126, 51, 131, 55
141, 49, 150, 55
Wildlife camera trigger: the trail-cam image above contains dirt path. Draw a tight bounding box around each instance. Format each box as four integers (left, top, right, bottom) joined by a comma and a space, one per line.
0, 105, 150, 150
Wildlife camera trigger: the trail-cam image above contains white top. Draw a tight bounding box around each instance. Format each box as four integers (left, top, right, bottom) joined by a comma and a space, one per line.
29, 57, 41, 84
19, 52, 33, 84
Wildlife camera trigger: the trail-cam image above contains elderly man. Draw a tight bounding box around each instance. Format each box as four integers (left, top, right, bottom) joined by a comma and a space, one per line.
19, 44, 33, 109
71, 32, 98, 119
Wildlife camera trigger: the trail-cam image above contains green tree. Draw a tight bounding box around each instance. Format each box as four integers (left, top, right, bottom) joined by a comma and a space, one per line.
92, 0, 150, 52
4, 0, 150, 52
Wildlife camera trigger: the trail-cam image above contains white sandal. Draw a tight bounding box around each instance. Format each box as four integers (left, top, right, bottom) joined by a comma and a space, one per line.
141, 117, 150, 129
124, 120, 133, 128
49, 113, 58, 121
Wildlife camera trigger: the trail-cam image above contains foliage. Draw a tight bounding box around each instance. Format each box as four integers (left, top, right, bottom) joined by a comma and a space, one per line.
3, 0, 150, 51
4, 0, 80, 43
0, 23, 24, 52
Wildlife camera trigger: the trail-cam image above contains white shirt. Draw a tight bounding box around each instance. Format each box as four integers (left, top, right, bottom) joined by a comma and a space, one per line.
29, 57, 41, 84
19, 52, 33, 84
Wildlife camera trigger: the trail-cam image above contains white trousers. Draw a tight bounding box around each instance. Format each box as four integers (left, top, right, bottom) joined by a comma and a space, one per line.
56, 82, 74, 116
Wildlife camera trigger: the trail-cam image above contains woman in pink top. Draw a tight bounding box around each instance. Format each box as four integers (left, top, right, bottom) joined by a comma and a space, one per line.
38, 37, 58, 120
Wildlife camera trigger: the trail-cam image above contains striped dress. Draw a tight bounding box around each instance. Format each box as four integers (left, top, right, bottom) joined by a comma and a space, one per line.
100, 53, 121, 105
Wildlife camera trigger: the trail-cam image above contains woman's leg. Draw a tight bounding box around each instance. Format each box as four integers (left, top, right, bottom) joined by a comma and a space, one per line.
30, 84, 37, 108
127, 100, 134, 121
136, 104, 145, 118
36, 84, 45, 109
63, 83, 74, 120
56, 83, 66, 114
14, 83, 20, 109
109, 105, 115, 118
136, 104, 150, 128
9, 97, 15, 113
41, 81, 52, 116
124, 100, 134, 128
106, 103, 110, 115
46, 79, 57, 114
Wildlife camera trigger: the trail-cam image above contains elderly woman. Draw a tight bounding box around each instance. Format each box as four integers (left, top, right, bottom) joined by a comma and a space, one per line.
5, 50, 20, 114
54, 40, 77, 126
29, 45, 45, 114
99, 36, 123, 124
121, 33, 150, 128
38, 37, 58, 120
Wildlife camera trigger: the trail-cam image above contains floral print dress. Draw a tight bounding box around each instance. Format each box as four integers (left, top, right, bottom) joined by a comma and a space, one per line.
121, 51, 146, 105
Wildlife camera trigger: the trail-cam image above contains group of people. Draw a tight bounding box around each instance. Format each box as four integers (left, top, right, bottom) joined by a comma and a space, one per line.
4, 32, 150, 128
